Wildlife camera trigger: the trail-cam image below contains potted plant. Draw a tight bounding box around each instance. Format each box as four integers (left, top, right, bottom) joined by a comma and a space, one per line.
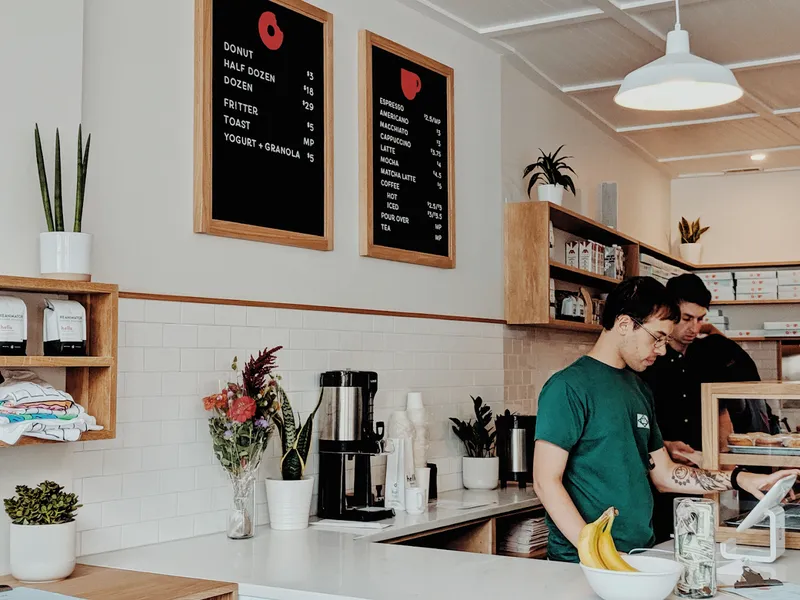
523, 145, 576, 205
449, 396, 498, 490
35, 124, 92, 281
4, 481, 81, 583
265, 385, 322, 530
678, 217, 709, 264
202, 347, 282, 539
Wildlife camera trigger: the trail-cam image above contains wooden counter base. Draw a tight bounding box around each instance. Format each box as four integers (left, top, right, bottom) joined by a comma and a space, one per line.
0, 565, 237, 600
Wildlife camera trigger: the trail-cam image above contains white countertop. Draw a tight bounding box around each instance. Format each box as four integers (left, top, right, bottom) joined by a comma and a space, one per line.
79, 487, 800, 600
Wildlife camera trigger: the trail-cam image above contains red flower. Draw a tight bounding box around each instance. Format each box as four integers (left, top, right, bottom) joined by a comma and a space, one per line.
229, 396, 256, 423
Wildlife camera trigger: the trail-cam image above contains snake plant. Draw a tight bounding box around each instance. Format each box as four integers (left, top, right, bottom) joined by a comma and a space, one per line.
678, 217, 709, 244
276, 386, 323, 480
34, 124, 91, 233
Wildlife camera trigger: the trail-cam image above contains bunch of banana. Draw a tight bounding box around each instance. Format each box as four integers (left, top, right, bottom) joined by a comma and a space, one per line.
577, 507, 638, 572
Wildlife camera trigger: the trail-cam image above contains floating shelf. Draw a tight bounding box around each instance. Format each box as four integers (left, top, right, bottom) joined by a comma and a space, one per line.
0, 356, 113, 368
540, 319, 602, 333
0, 275, 118, 448
549, 261, 622, 289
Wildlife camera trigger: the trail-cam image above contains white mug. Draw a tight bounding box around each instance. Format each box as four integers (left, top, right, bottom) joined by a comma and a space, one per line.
405, 486, 426, 515
415, 467, 431, 504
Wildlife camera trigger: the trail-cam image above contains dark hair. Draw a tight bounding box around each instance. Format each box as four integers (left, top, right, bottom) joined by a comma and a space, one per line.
601, 276, 680, 330
666, 273, 712, 309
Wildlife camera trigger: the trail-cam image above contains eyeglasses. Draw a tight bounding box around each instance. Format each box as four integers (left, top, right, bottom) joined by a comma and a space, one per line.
631, 317, 672, 348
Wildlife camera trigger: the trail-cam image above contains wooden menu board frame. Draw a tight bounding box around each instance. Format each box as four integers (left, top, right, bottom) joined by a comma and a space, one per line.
359, 31, 456, 269
194, 0, 334, 250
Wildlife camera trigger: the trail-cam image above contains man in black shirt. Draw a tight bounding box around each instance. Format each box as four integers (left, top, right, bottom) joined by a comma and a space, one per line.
640, 274, 768, 542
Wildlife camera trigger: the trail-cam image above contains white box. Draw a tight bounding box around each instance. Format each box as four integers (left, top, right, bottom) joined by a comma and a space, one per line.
579, 241, 593, 272
709, 290, 736, 301
778, 270, 800, 279
779, 290, 800, 299
696, 272, 734, 282
735, 278, 779, 289
706, 316, 729, 325
593, 242, 604, 275
566, 242, 579, 268
778, 274, 800, 285
765, 321, 800, 330
734, 270, 778, 280
736, 292, 778, 301
765, 329, 800, 337
707, 309, 723, 317
779, 284, 800, 292
735, 284, 779, 295
727, 330, 767, 338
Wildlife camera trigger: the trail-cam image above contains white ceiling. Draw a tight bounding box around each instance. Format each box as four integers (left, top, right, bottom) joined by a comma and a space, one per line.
401, 0, 800, 178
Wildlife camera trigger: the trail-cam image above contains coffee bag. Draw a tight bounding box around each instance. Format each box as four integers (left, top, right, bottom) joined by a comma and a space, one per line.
43, 299, 87, 356
0, 296, 27, 356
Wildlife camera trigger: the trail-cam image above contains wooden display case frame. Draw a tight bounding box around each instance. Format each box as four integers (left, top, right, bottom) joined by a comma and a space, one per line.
0, 275, 118, 447
701, 381, 800, 549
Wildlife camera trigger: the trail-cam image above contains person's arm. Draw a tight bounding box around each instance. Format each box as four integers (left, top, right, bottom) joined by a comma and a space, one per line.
664, 440, 698, 465
649, 447, 800, 498
533, 440, 586, 547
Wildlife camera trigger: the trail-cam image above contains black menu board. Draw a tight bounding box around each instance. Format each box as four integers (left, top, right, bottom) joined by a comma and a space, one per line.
194, 0, 333, 250
359, 31, 455, 268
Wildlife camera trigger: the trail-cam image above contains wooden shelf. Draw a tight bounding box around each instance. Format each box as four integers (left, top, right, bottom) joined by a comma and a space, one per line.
0, 275, 118, 447
697, 260, 800, 270
540, 319, 602, 333
0, 430, 114, 448
549, 261, 622, 289
719, 453, 800, 468
548, 203, 636, 248
638, 241, 695, 270
711, 299, 800, 305
500, 548, 548, 560
0, 356, 113, 368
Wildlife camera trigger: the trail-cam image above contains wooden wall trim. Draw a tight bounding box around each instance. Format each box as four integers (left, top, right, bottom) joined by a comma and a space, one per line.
119, 291, 505, 325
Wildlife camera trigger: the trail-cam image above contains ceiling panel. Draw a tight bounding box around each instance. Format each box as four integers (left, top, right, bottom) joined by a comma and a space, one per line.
425, 0, 595, 29
635, 0, 800, 65
572, 88, 753, 128
504, 19, 662, 86
736, 63, 800, 110
624, 118, 800, 158
669, 149, 800, 176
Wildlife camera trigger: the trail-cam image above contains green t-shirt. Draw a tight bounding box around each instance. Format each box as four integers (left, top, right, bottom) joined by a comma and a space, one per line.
535, 355, 664, 563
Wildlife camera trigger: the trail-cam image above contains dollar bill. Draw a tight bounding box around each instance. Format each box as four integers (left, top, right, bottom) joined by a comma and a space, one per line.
675, 498, 717, 598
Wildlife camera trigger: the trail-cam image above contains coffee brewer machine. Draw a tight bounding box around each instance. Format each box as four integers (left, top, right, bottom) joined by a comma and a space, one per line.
495, 411, 536, 489
317, 370, 395, 521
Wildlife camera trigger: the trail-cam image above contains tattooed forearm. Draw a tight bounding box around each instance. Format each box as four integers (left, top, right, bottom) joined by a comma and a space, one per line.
671, 465, 732, 492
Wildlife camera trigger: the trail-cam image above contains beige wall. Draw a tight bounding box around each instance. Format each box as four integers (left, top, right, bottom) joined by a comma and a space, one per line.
672, 171, 800, 264
502, 61, 673, 250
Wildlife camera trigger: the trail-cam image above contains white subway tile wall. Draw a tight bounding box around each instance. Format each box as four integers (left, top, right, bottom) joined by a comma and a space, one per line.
65, 299, 504, 556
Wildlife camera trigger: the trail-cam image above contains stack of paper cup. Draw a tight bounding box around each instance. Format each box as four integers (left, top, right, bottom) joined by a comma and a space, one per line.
407, 392, 429, 469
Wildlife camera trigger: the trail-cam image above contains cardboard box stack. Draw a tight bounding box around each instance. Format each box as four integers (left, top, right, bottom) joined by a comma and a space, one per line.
764, 321, 800, 338
734, 270, 778, 301
779, 270, 800, 299
638, 253, 689, 286
705, 308, 729, 332
695, 272, 736, 302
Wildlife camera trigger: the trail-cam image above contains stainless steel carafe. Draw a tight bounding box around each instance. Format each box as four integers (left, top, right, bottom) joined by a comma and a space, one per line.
319, 370, 378, 442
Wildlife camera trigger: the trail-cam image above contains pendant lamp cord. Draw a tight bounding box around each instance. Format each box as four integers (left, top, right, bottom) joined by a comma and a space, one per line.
674, 0, 681, 29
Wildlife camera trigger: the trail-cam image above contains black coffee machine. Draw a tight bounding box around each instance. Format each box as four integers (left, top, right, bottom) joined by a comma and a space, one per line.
495, 411, 536, 489
317, 370, 395, 521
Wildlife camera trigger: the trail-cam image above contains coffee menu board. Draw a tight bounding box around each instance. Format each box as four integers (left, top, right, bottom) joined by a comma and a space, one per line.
194, 0, 333, 250
359, 31, 455, 268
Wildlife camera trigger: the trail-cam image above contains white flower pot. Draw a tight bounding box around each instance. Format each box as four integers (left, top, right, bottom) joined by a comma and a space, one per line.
679, 243, 703, 265
265, 476, 314, 530
9, 521, 76, 583
40, 232, 92, 281
462, 457, 499, 490
537, 184, 565, 205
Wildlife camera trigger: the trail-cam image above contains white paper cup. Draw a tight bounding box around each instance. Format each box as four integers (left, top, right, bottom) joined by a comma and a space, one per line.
406, 392, 424, 410
415, 467, 431, 503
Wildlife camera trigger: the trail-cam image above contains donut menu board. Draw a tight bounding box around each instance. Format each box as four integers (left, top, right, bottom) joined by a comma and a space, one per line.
194, 0, 333, 250
359, 31, 455, 268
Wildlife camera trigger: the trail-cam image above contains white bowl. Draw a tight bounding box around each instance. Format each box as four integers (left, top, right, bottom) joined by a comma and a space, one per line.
580, 554, 683, 600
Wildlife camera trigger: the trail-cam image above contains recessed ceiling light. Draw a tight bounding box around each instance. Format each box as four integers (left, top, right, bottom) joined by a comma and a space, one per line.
750, 153, 766, 162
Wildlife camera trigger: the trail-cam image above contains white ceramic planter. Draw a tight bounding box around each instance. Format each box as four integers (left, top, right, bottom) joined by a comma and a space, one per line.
679, 243, 703, 264
537, 184, 565, 205
9, 521, 76, 583
462, 457, 499, 490
265, 477, 314, 530
40, 232, 92, 281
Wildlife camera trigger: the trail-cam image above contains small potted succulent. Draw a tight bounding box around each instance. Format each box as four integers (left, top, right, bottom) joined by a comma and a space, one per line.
35, 124, 92, 281
678, 217, 709, 264
523, 145, 576, 205
265, 386, 322, 530
4, 481, 81, 582
450, 396, 498, 490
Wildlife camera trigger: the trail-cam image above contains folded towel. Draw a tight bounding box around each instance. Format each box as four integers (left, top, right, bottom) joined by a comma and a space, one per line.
0, 369, 73, 405
0, 413, 100, 445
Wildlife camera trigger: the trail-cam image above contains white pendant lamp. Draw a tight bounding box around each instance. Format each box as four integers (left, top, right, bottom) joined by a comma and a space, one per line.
614, 0, 743, 111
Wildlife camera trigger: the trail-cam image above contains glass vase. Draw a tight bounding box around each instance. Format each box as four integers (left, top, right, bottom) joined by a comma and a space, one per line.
227, 469, 256, 540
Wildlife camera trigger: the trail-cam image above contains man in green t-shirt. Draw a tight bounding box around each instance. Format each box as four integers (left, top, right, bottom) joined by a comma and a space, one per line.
533, 277, 799, 563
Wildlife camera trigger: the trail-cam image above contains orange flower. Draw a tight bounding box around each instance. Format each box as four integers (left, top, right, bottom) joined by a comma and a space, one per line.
229, 396, 256, 423
202, 394, 217, 411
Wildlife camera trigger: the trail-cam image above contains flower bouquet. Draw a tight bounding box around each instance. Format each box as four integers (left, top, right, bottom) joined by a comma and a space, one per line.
202, 345, 282, 539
